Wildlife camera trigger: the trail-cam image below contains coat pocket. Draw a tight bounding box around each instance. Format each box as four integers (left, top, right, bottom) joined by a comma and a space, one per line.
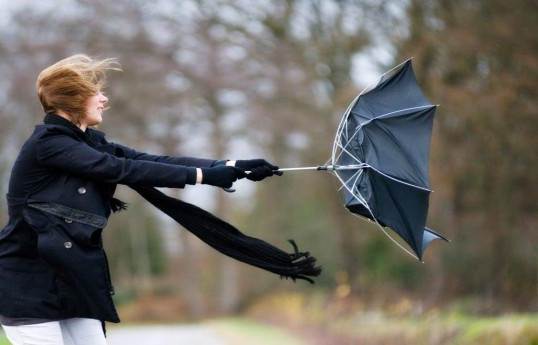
23, 207, 103, 272
23, 205, 104, 248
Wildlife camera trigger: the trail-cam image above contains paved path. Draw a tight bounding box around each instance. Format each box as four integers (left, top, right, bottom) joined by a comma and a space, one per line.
106, 324, 226, 345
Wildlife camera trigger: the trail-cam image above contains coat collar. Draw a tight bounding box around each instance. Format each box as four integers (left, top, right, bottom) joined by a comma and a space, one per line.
43, 113, 108, 145
43, 113, 84, 132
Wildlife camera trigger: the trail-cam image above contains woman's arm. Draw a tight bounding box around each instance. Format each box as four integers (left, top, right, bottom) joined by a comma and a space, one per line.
112, 142, 218, 168
37, 129, 245, 188
37, 130, 198, 188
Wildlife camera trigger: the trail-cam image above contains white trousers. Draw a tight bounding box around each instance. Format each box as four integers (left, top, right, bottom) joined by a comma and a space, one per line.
1, 318, 107, 345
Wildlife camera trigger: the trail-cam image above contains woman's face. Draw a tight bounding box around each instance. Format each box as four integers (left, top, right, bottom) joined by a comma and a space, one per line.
82, 92, 108, 128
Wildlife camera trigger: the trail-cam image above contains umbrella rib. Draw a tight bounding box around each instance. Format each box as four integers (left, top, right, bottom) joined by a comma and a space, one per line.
346, 105, 434, 147
332, 132, 359, 165
357, 58, 413, 98
349, 212, 420, 261
368, 165, 431, 192
337, 168, 363, 192
335, 106, 435, 191
333, 171, 365, 205
332, 97, 360, 161
333, 120, 368, 166
334, 140, 364, 166
334, 117, 372, 165
334, 124, 364, 163
364, 104, 435, 123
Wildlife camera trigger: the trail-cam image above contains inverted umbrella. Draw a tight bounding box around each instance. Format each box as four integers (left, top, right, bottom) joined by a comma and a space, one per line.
279, 59, 448, 261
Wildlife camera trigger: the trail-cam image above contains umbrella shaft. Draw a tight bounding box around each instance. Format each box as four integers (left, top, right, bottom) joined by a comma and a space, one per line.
277, 164, 366, 172
277, 166, 324, 172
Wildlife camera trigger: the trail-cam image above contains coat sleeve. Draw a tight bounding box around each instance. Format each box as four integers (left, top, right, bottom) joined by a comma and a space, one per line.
111, 142, 219, 168
36, 129, 196, 188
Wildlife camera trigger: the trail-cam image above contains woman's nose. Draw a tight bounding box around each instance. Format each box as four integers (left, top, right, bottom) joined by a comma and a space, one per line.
100, 93, 108, 103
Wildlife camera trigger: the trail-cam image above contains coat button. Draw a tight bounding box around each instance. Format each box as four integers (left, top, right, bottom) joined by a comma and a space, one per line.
78, 187, 87, 194
64, 242, 73, 249
64, 219, 73, 224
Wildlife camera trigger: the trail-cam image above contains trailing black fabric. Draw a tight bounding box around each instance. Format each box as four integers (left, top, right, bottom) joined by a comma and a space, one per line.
131, 185, 322, 283
109, 198, 128, 213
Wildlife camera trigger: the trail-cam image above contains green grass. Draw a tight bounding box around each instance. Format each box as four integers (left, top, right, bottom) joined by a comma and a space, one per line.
450, 314, 538, 345
246, 292, 538, 345
0, 334, 9, 345
206, 314, 538, 345
207, 318, 306, 345
324, 312, 538, 345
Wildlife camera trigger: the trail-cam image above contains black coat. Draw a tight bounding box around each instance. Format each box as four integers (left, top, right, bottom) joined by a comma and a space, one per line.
0, 114, 215, 322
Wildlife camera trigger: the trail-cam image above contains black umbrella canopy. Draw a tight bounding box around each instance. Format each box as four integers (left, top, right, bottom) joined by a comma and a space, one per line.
333, 59, 448, 260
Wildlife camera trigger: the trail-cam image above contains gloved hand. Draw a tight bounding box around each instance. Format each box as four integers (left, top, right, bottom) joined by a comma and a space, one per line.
235, 159, 283, 181
201, 166, 246, 188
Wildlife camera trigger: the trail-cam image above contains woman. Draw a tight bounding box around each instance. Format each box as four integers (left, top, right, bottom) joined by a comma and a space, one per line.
0, 54, 283, 345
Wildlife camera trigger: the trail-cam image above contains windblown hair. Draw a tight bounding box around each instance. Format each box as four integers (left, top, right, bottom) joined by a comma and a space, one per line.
36, 54, 121, 125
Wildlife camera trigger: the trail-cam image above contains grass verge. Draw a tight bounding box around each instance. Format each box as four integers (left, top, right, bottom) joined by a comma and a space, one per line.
245, 292, 538, 345
207, 318, 306, 345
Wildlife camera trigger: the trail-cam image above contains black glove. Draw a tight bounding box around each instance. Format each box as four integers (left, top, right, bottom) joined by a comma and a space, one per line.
201, 166, 246, 188
236, 159, 283, 181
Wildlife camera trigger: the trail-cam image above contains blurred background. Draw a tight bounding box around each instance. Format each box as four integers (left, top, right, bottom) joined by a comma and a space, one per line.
0, 0, 536, 344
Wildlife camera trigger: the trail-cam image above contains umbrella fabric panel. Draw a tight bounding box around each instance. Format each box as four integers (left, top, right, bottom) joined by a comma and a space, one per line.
422, 227, 448, 257
340, 166, 431, 260
357, 106, 436, 189
342, 168, 443, 260
365, 168, 430, 259
351, 60, 432, 124
331, 59, 448, 260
